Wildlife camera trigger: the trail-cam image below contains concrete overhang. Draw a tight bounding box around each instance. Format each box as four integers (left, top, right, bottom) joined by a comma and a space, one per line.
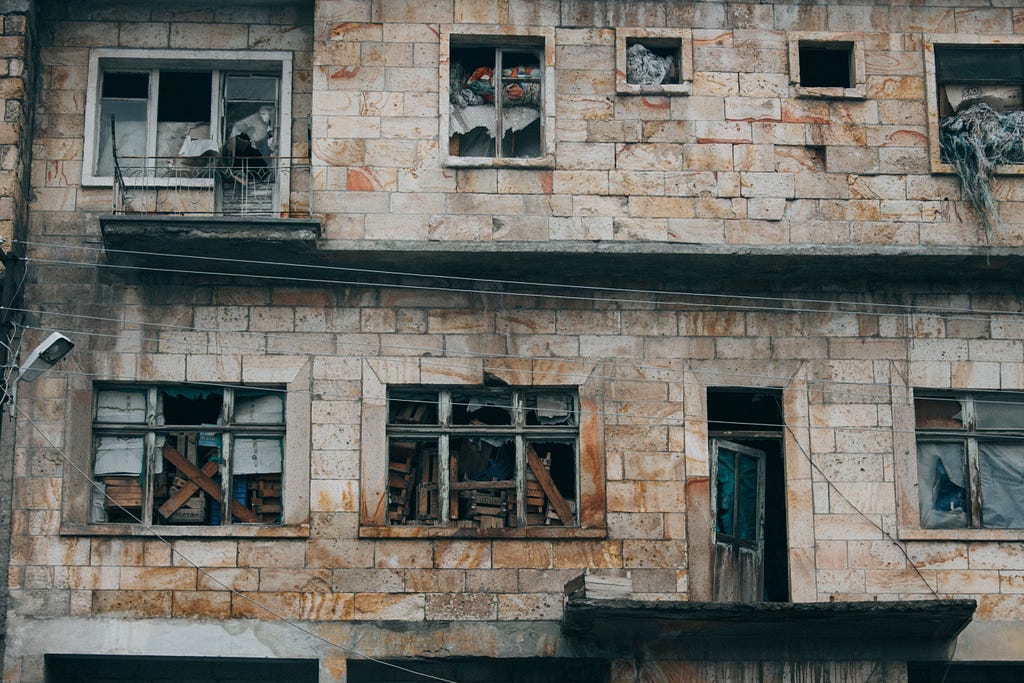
561, 597, 977, 660
97, 225, 1024, 286
100, 215, 322, 270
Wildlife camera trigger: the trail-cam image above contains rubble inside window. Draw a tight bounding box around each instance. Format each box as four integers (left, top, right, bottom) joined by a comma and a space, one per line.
91, 385, 285, 526
95, 64, 280, 214
449, 40, 543, 158
935, 46, 1024, 232
625, 39, 678, 86
386, 388, 578, 528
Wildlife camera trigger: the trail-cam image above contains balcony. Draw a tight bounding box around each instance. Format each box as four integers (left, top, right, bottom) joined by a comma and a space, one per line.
102, 152, 320, 274
111, 154, 312, 218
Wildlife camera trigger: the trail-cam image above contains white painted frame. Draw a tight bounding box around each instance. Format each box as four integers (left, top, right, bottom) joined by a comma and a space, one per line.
82, 48, 294, 204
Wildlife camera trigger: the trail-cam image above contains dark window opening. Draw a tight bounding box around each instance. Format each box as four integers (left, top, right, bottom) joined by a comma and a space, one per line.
348, 658, 609, 682
46, 655, 317, 683
798, 43, 853, 88
708, 387, 789, 602
386, 387, 578, 529
625, 37, 680, 85
909, 662, 1024, 683
156, 71, 211, 122
91, 385, 285, 527
102, 72, 148, 98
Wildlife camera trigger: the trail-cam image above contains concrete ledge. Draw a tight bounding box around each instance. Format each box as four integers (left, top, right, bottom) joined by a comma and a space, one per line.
562, 597, 977, 660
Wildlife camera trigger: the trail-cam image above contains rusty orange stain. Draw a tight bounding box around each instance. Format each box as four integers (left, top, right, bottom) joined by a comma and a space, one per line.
331, 66, 360, 80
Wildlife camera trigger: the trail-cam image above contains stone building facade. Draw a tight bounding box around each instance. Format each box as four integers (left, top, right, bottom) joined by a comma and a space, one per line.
2, 0, 1024, 680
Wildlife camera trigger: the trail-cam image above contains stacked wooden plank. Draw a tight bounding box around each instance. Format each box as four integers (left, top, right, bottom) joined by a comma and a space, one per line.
247, 474, 282, 522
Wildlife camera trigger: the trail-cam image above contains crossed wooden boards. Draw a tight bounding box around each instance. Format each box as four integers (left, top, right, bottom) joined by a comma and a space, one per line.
157, 445, 260, 523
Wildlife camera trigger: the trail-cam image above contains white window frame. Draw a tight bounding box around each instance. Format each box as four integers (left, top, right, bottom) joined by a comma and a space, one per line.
925, 36, 1024, 175
82, 48, 293, 194
440, 26, 555, 168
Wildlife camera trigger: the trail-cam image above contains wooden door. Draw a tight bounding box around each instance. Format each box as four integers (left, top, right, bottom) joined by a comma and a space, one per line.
711, 439, 766, 602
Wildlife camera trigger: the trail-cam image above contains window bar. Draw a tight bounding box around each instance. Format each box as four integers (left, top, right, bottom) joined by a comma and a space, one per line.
438, 391, 451, 525
220, 387, 235, 526
494, 47, 504, 159
513, 391, 527, 528
145, 386, 159, 526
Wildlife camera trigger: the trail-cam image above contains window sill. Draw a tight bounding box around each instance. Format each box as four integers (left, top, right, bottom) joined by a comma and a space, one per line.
793, 85, 866, 100
61, 522, 310, 538
359, 525, 606, 539
930, 159, 1024, 176
897, 526, 1024, 542
617, 82, 692, 97
443, 153, 555, 169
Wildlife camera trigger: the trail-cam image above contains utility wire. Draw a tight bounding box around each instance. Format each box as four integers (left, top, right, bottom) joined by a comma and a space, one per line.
10, 400, 458, 683
17, 238, 1024, 321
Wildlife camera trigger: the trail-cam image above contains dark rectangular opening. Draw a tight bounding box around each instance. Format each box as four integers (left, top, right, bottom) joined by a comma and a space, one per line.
46, 655, 318, 682
708, 387, 789, 602
798, 43, 853, 88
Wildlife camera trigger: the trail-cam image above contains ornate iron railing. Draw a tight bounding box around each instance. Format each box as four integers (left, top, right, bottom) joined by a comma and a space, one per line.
111, 155, 313, 218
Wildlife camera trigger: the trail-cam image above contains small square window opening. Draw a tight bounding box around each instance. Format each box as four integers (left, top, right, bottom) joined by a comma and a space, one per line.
798, 42, 853, 89
625, 37, 680, 86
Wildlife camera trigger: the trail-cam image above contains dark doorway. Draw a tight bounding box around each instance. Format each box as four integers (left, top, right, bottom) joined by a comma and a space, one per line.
708, 387, 790, 602
46, 655, 318, 682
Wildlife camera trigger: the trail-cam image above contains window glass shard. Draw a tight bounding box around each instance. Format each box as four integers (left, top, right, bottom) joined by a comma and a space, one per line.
974, 393, 1024, 430
916, 441, 968, 529
978, 442, 1024, 528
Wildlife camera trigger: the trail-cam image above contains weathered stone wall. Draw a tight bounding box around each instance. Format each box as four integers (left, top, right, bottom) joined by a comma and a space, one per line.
7, 0, 1024, 681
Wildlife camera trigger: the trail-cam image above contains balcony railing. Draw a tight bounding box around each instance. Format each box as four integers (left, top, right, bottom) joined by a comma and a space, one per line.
111, 155, 312, 218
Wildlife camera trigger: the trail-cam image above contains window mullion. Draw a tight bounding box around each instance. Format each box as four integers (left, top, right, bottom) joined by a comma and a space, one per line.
145, 69, 159, 166
220, 388, 234, 526
514, 390, 526, 528
439, 391, 451, 525
142, 387, 158, 526
494, 47, 504, 159
966, 437, 983, 528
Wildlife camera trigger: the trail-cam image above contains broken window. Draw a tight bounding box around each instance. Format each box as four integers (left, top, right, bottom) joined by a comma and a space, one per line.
83, 50, 291, 215
93, 67, 278, 176
448, 38, 544, 159
386, 387, 578, 529
708, 387, 788, 602
90, 385, 285, 527
932, 44, 1024, 231
915, 391, 1024, 529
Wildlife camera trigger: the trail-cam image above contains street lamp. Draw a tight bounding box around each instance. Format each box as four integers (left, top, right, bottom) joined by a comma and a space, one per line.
9, 331, 74, 415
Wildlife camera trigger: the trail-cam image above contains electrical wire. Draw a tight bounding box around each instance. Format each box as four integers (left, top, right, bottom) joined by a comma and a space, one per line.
10, 400, 458, 683
17, 238, 1024, 322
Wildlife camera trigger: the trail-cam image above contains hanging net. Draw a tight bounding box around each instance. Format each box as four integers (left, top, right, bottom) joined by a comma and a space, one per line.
940, 102, 1024, 232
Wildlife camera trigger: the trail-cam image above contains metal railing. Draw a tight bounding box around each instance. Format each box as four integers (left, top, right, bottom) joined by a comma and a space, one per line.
112, 155, 313, 218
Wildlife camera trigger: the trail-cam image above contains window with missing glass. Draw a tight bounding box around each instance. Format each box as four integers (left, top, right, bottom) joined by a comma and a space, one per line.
448, 37, 545, 160
91, 384, 285, 527
915, 391, 1024, 529
385, 387, 578, 529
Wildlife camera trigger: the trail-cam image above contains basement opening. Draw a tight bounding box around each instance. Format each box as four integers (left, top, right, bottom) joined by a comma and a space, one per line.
46, 655, 318, 682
